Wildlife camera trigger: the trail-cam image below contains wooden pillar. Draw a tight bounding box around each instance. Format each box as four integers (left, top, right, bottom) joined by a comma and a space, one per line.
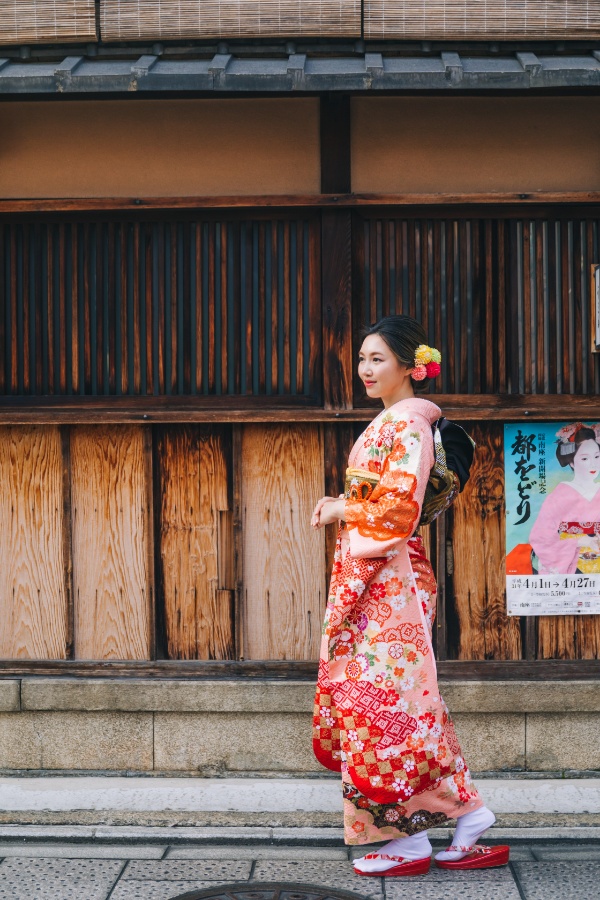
321, 94, 353, 411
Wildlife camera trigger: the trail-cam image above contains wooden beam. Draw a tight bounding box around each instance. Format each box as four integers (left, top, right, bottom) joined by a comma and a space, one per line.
320, 95, 351, 194
0, 394, 597, 424
4, 192, 600, 214
0, 658, 598, 679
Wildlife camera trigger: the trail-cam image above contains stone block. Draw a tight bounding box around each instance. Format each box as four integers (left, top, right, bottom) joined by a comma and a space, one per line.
21, 678, 314, 713
0, 681, 20, 712
0, 712, 153, 770
122, 859, 251, 880
513, 860, 600, 899
451, 713, 525, 771
0, 857, 123, 900
153, 712, 320, 773
440, 680, 600, 714
526, 713, 600, 771
251, 860, 384, 899
111, 883, 220, 900
386, 883, 521, 900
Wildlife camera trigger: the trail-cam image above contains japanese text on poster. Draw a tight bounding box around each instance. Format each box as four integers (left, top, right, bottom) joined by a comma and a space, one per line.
504, 421, 600, 616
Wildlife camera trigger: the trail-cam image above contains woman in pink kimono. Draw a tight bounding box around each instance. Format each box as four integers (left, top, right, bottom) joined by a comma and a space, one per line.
311, 316, 507, 877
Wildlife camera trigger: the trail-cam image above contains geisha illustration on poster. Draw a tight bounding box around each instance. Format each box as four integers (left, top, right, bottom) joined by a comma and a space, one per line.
505, 421, 600, 616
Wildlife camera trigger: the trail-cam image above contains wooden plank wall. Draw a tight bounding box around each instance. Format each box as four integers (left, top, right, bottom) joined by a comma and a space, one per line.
155, 425, 235, 660
0, 426, 69, 659
241, 424, 326, 660
450, 422, 522, 660
71, 426, 153, 659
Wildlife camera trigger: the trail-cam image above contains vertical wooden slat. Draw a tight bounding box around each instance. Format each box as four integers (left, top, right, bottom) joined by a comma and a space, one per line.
170, 222, 178, 394
70, 225, 80, 394
558, 221, 572, 394
295, 221, 304, 395
523, 220, 533, 393
452, 423, 521, 660
270, 221, 278, 393
0, 224, 5, 395
0, 426, 68, 658
72, 425, 151, 659
536, 219, 546, 393
322, 211, 353, 409
118, 224, 127, 393
242, 423, 325, 660
458, 220, 468, 393
258, 223, 266, 393
282, 221, 291, 394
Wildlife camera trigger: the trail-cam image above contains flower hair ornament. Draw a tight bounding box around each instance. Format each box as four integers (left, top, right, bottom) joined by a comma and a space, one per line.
556, 422, 600, 456
412, 344, 442, 381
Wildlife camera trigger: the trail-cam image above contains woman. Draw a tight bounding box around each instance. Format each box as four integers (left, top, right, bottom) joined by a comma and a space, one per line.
530, 423, 600, 575
310, 316, 507, 877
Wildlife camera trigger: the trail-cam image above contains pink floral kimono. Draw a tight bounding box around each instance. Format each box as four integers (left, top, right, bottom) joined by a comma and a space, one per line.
313, 397, 483, 845
529, 482, 600, 575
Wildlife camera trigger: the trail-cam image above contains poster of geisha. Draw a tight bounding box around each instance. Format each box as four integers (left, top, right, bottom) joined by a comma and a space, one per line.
504, 421, 600, 616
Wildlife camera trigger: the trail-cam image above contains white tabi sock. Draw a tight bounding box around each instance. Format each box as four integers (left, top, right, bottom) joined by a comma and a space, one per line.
354, 830, 432, 873
434, 806, 496, 861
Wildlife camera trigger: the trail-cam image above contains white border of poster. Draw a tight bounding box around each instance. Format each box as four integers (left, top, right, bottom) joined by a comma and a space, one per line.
505, 421, 600, 616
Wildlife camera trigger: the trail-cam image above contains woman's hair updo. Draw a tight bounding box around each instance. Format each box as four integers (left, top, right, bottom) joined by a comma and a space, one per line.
361, 315, 432, 388
556, 425, 599, 468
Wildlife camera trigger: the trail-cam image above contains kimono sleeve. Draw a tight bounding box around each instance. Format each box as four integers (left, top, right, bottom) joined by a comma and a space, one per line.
529, 490, 579, 574
344, 413, 434, 559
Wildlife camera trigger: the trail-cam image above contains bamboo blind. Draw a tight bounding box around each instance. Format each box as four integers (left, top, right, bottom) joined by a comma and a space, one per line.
101, 0, 361, 40
0, 1, 97, 45
364, 0, 600, 39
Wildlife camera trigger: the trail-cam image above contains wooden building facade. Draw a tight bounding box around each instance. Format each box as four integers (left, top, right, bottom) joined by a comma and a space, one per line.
1, 5, 600, 689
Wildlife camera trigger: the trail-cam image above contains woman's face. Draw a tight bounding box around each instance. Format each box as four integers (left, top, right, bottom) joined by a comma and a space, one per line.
358, 334, 413, 400
572, 439, 600, 481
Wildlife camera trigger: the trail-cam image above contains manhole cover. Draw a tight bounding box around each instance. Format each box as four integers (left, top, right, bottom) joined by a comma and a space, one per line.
171, 883, 369, 900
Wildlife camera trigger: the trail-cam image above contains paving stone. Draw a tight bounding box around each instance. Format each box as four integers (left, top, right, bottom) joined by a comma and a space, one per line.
166, 846, 349, 861
385, 882, 522, 900
110, 881, 224, 899
0, 857, 123, 899
0, 842, 164, 858
531, 844, 600, 860
122, 859, 251, 880
512, 861, 600, 898
251, 861, 384, 899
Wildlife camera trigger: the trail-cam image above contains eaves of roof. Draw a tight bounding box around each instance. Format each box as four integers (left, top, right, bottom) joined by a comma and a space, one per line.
2, 50, 600, 94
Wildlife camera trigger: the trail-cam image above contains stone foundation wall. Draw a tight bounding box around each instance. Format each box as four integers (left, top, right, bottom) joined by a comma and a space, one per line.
0, 679, 597, 775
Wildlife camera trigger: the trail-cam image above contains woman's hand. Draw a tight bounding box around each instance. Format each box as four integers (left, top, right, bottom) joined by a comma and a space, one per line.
311, 495, 346, 529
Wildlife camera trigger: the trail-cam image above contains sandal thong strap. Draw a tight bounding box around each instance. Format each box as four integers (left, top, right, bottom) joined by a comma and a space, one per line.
446, 844, 492, 854
363, 853, 408, 863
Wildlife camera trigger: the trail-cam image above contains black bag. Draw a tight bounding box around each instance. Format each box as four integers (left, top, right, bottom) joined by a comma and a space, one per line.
419, 417, 476, 526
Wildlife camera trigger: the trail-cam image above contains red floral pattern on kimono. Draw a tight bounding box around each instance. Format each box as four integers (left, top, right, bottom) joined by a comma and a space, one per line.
313, 398, 483, 844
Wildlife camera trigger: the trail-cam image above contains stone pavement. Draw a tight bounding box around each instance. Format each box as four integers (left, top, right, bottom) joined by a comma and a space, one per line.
0, 826, 596, 899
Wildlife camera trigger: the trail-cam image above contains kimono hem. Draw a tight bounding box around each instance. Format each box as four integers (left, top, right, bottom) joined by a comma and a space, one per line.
313, 397, 483, 845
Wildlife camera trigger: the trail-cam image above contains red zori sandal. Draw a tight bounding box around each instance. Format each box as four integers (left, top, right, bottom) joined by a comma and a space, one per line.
435, 844, 510, 870
354, 853, 431, 877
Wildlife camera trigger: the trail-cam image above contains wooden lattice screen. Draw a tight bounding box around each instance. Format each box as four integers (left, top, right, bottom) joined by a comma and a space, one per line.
0, 1, 97, 44
354, 213, 600, 400
100, 0, 361, 40
0, 215, 321, 400
364, 0, 600, 40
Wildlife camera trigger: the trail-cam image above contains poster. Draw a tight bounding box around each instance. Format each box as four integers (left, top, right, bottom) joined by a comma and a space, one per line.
505, 421, 600, 616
